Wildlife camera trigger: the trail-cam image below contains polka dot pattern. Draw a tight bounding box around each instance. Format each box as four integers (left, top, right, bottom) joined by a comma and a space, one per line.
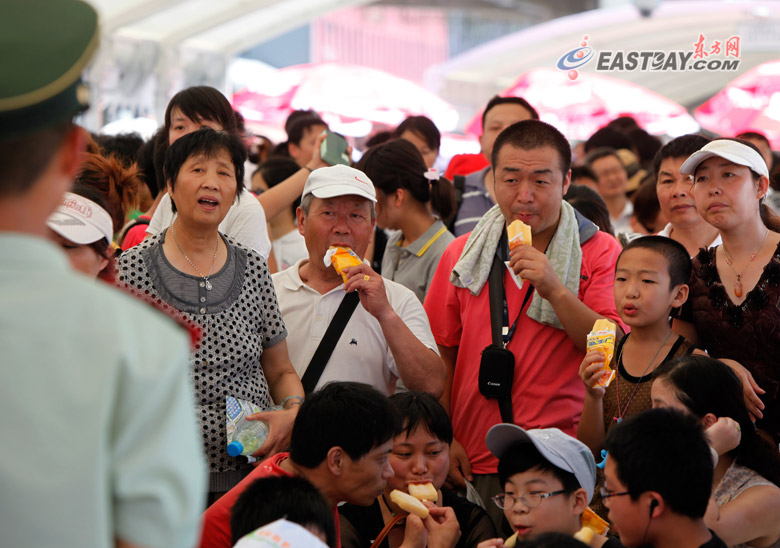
117, 234, 287, 473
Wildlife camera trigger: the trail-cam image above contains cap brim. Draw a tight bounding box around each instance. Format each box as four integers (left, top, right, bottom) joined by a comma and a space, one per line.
310, 184, 377, 202
681, 149, 769, 177
486, 424, 575, 479
47, 211, 106, 245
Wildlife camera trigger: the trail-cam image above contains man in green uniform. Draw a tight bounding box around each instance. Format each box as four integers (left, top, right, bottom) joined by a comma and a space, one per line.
0, 2, 207, 547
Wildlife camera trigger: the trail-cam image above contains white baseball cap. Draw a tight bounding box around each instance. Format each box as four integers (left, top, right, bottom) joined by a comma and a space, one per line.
486, 424, 598, 503
47, 192, 113, 245
302, 164, 376, 202
234, 518, 327, 548
681, 139, 769, 177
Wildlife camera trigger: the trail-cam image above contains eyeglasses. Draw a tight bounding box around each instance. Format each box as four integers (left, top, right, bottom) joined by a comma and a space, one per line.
599, 486, 631, 499
491, 490, 568, 510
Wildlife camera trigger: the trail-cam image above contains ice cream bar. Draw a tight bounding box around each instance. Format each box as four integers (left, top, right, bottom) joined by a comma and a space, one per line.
507, 219, 532, 250
324, 246, 362, 283
580, 507, 609, 535
586, 319, 617, 388
408, 483, 437, 502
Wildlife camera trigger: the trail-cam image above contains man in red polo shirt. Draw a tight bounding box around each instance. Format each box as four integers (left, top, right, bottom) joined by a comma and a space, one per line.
199, 382, 399, 548
425, 120, 624, 529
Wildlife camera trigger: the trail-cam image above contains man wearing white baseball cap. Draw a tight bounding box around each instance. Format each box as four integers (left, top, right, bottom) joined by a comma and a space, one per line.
46, 190, 114, 277
271, 164, 445, 397
478, 423, 616, 547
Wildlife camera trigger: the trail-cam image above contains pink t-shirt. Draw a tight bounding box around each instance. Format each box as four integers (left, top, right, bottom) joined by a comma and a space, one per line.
424, 231, 624, 474
198, 452, 341, 548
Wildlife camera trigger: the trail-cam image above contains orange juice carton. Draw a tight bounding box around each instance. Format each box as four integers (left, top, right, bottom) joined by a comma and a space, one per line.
586, 319, 617, 388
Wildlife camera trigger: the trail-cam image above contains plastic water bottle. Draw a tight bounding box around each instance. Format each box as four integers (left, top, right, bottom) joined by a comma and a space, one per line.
227, 419, 269, 461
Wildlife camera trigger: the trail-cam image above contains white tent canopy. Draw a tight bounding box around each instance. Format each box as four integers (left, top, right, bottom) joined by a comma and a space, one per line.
426, 1, 780, 126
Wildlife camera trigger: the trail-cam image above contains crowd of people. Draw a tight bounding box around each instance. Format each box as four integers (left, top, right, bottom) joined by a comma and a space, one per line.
3, 2, 780, 548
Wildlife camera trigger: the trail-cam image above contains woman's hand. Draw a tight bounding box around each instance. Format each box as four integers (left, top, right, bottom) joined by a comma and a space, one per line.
444, 438, 472, 490
424, 505, 461, 548
719, 359, 765, 420
400, 515, 428, 548
579, 351, 607, 399
246, 406, 299, 462
705, 416, 742, 457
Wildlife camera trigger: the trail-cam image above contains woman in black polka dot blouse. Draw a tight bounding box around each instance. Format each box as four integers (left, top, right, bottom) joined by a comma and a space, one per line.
118, 129, 304, 502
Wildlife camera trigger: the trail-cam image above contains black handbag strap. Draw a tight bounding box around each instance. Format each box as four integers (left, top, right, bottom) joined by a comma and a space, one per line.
301, 291, 360, 393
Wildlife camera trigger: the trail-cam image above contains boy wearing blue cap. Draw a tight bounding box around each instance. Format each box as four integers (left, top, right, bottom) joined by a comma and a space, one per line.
478, 424, 616, 548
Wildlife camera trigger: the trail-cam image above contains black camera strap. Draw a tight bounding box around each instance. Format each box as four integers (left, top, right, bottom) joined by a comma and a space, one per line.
488, 254, 534, 423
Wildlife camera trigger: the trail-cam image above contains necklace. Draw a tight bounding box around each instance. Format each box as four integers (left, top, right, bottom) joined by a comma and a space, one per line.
722, 230, 769, 298
613, 331, 673, 423
170, 224, 219, 291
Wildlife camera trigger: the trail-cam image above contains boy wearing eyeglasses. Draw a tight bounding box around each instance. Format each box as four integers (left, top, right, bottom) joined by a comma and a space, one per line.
477, 424, 618, 548
603, 408, 726, 548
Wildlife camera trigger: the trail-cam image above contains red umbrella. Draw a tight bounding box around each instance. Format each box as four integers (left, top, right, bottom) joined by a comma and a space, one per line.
695, 60, 780, 148
233, 62, 458, 137
464, 67, 697, 140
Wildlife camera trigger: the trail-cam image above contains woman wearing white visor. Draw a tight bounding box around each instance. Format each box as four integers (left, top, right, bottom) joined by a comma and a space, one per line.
47, 187, 116, 278
672, 138, 780, 446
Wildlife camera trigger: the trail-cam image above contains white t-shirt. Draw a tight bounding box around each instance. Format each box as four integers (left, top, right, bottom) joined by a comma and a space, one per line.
271, 259, 439, 395
272, 229, 308, 271
147, 188, 271, 258
657, 223, 722, 257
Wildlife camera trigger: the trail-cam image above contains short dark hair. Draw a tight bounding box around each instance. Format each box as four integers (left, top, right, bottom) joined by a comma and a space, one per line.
497, 443, 581, 494
604, 408, 713, 519
95, 132, 144, 169
564, 184, 614, 236
653, 356, 780, 488
736, 131, 771, 148
390, 391, 453, 445
571, 165, 597, 184
652, 134, 710, 175
255, 156, 301, 215
0, 122, 72, 196
285, 109, 321, 135
628, 128, 662, 170
289, 382, 400, 468
482, 95, 539, 129
392, 115, 441, 152
491, 120, 571, 175
287, 115, 328, 147
356, 138, 455, 220
584, 127, 632, 153
631, 175, 663, 233
230, 476, 336, 547
164, 128, 246, 213
618, 235, 691, 288
585, 147, 624, 171
163, 86, 238, 138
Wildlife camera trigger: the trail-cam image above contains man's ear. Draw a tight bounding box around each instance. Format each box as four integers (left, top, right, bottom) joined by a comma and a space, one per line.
647, 493, 663, 519
326, 447, 344, 476
296, 206, 306, 236
60, 125, 87, 179
562, 168, 572, 196
671, 283, 689, 308
702, 412, 718, 429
